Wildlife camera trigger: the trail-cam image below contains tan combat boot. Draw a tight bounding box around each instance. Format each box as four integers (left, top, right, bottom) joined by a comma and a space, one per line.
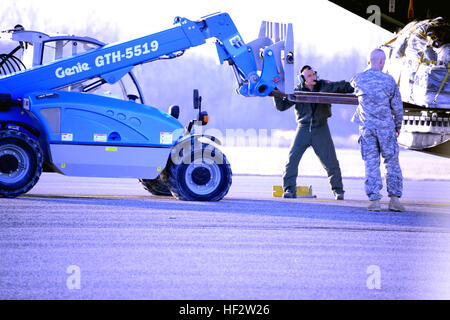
368, 200, 381, 212
388, 196, 406, 212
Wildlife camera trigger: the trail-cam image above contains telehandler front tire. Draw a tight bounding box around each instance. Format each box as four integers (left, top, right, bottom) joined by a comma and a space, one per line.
0, 129, 43, 198
163, 143, 232, 201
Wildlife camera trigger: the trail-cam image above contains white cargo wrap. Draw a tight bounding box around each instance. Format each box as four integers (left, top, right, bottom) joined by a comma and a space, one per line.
382, 17, 449, 109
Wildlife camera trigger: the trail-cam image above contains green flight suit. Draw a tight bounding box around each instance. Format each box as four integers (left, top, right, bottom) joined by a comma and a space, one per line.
274, 79, 354, 196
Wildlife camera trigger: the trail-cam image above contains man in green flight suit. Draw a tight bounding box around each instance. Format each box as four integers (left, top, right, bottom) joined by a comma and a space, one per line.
272, 65, 354, 199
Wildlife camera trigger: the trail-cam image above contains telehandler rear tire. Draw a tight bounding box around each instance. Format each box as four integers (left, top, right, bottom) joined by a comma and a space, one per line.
163, 142, 232, 201
139, 177, 172, 196
0, 129, 43, 198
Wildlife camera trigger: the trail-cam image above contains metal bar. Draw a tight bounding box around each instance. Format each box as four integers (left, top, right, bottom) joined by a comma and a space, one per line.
288, 91, 359, 105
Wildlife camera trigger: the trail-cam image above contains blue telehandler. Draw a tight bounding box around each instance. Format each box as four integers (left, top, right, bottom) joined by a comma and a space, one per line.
0, 13, 294, 200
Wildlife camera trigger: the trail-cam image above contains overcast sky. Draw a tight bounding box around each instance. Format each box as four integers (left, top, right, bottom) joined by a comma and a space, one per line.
1, 0, 393, 62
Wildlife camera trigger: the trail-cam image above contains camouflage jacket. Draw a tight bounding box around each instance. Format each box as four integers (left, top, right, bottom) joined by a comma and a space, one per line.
350, 68, 403, 131
274, 80, 354, 128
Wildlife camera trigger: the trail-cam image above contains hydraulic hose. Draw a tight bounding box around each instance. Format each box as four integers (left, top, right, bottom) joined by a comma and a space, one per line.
0, 45, 26, 76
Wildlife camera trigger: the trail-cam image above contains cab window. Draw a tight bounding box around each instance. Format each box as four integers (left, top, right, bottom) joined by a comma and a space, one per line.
42, 39, 100, 65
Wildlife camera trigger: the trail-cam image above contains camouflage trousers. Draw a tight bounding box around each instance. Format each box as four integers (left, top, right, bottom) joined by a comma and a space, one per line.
358, 126, 403, 200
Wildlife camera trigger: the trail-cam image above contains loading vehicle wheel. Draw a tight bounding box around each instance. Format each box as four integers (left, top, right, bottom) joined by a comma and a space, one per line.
0, 129, 43, 198
163, 142, 232, 201
139, 177, 172, 196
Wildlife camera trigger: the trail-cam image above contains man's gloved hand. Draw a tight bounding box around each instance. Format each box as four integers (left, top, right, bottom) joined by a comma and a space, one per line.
268, 90, 287, 98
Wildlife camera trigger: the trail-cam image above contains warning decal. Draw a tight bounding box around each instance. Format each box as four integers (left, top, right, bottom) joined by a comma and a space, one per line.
160, 132, 173, 144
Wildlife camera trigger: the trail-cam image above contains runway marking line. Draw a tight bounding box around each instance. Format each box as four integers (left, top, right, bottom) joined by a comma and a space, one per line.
268, 198, 450, 206
22, 194, 450, 207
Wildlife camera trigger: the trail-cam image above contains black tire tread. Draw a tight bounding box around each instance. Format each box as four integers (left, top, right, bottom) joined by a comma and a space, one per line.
139, 177, 172, 196
163, 143, 232, 201
0, 129, 43, 198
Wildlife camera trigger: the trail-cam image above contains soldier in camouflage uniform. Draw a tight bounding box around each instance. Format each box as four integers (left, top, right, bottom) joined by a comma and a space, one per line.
273, 65, 354, 200
350, 49, 406, 212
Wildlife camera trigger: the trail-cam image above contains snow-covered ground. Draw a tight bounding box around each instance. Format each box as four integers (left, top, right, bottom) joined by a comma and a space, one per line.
222, 146, 450, 180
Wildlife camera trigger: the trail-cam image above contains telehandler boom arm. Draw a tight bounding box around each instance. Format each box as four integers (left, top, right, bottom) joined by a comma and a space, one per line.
0, 12, 294, 100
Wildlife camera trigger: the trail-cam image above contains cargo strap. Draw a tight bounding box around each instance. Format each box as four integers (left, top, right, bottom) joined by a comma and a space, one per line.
404, 37, 440, 87
396, 55, 440, 87
413, 35, 437, 71
414, 51, 425, 75
432, 65, 450, 104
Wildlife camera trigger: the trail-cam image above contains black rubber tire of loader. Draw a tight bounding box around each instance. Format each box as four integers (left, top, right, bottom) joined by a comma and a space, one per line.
163, 143, 232, 201
0, 129, 43, 198
139, 177, 172, 196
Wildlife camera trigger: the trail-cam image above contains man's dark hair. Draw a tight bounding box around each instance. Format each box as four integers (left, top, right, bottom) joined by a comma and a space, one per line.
300, 65, 312, 73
